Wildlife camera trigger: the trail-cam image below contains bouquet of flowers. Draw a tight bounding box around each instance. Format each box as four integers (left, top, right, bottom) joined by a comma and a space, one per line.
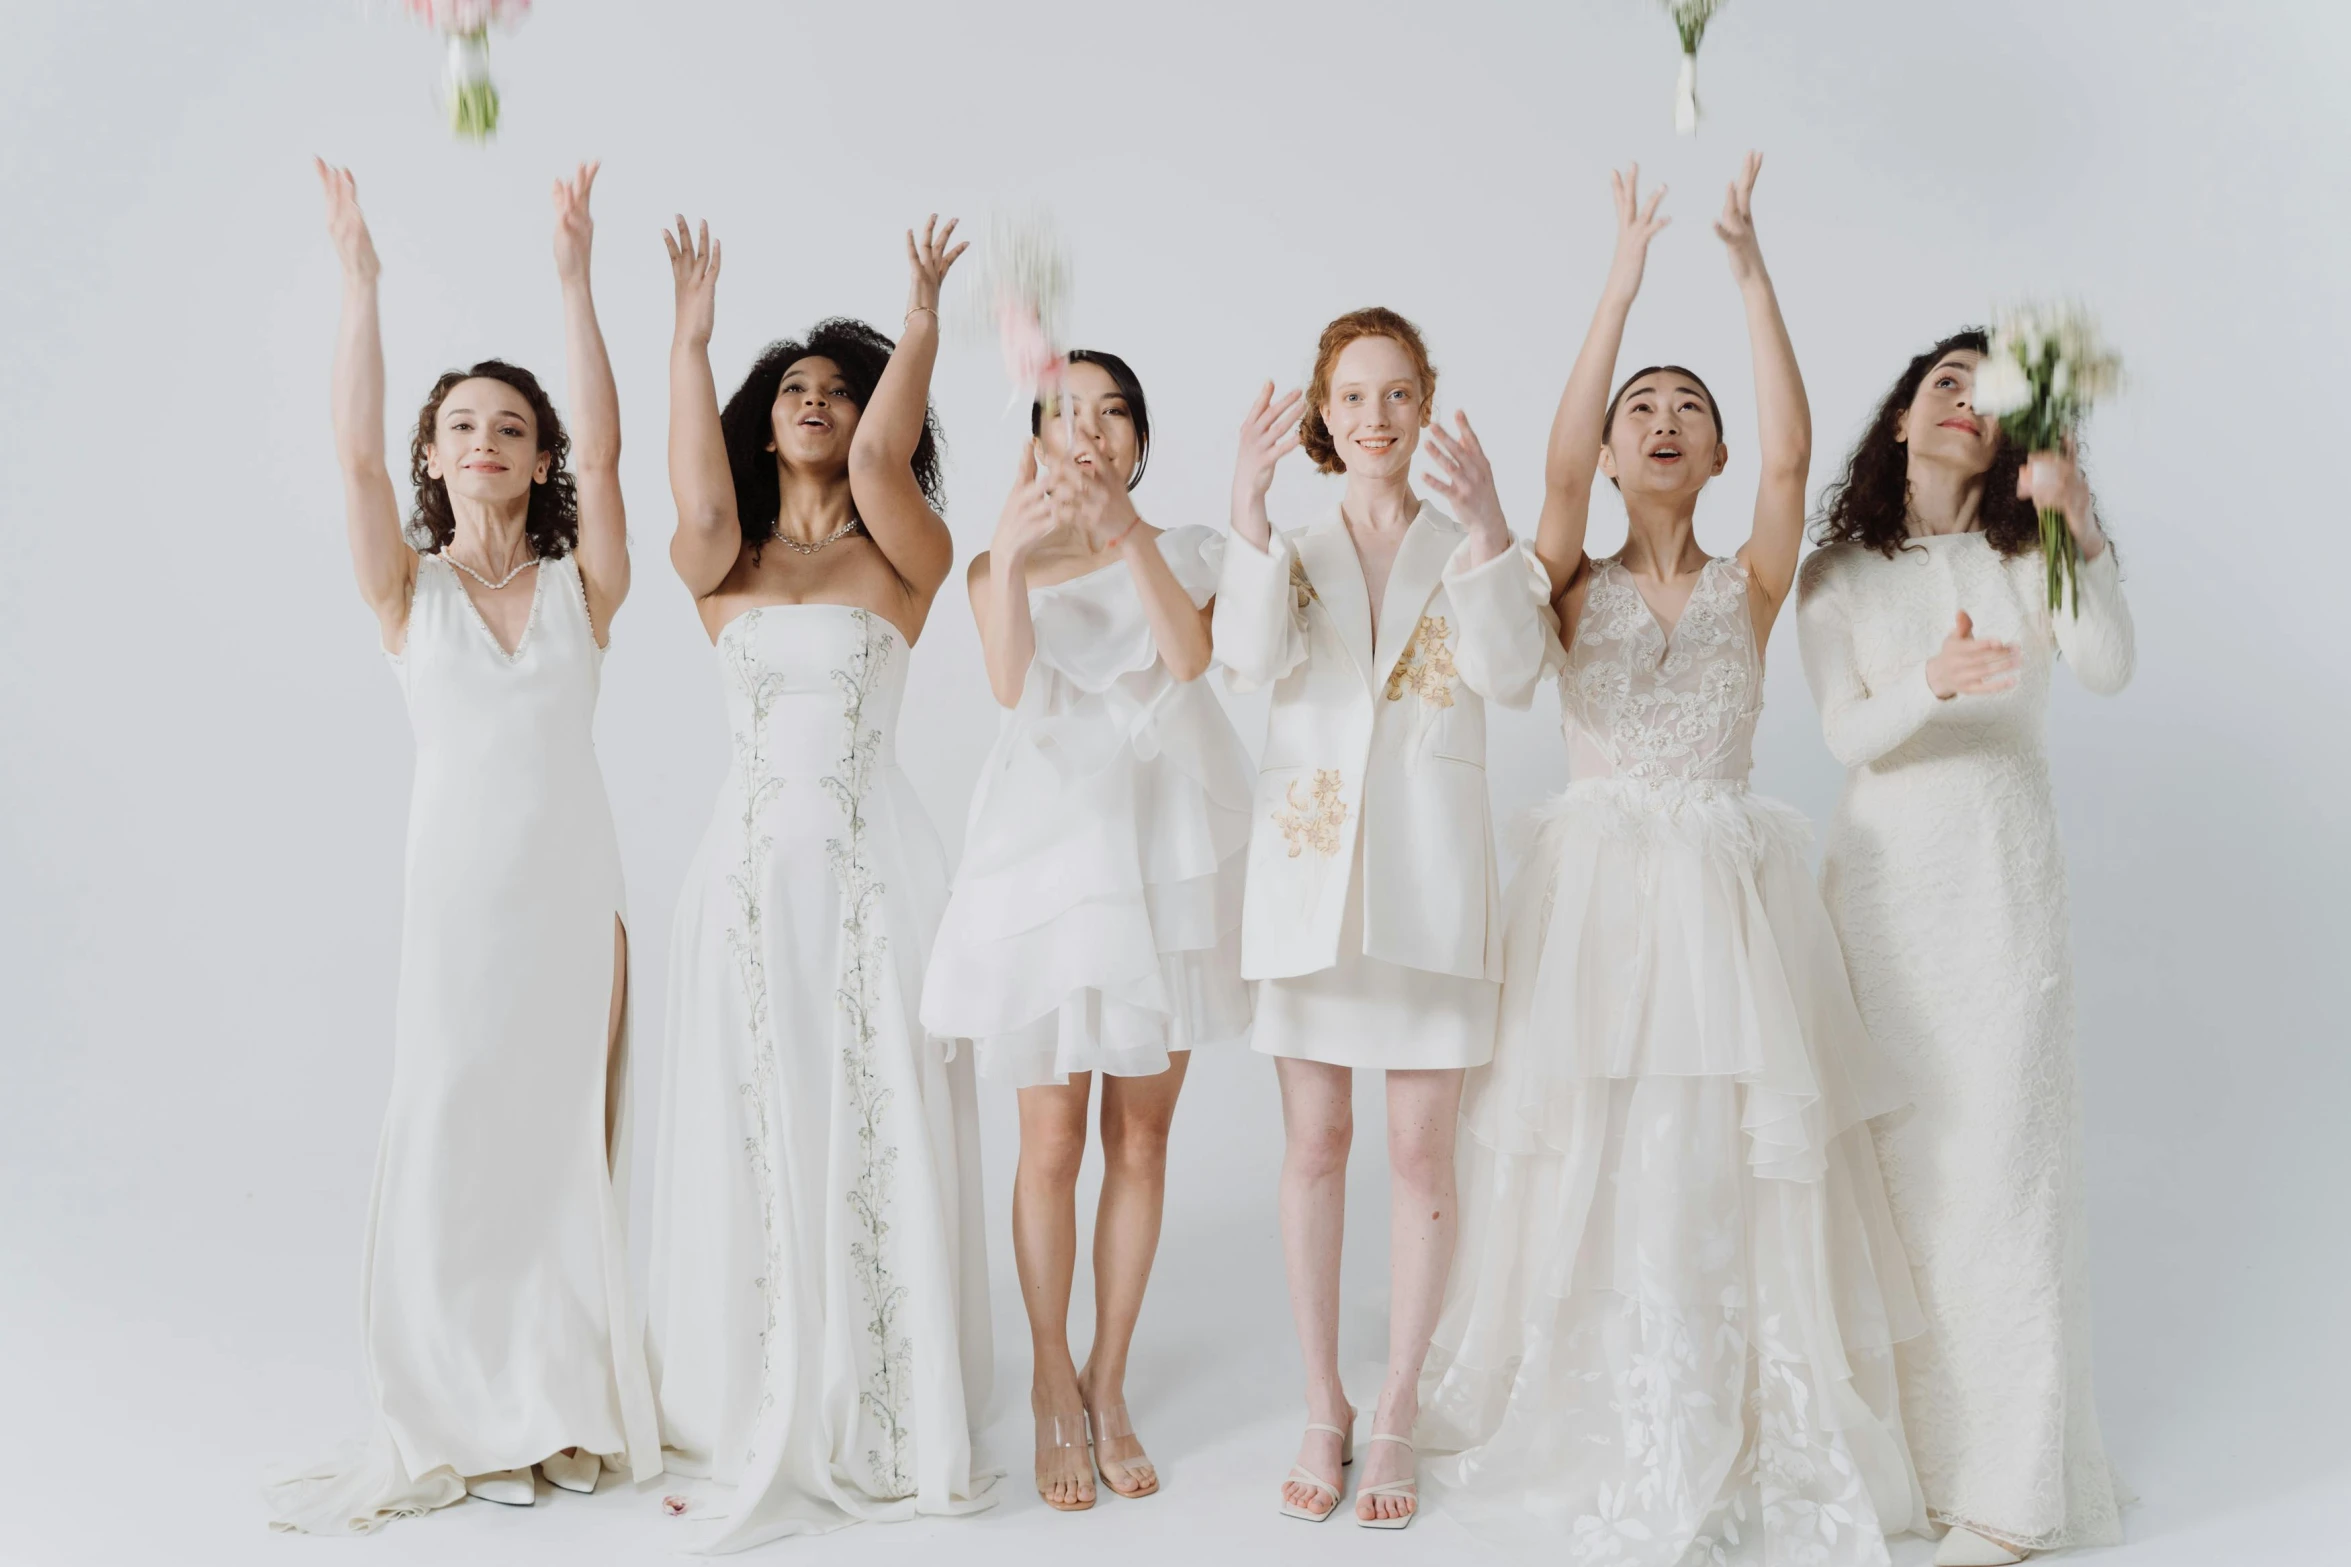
969, 210, 1074, 426
1970, 301, 2124, 613
1662, 0, 1724, 134
403, 1, 531, 142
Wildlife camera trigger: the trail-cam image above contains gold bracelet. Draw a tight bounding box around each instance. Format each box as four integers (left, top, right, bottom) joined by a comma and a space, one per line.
904, 305, 938, 323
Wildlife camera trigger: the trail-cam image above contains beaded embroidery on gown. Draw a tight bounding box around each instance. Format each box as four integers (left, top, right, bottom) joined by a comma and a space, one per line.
1422, 557, 1927, 1564
921, 525, 1252, 1086
266, 554, 659, 1534
644, 605, 995, 1551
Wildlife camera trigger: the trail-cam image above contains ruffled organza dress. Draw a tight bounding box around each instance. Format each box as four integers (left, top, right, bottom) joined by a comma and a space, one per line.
1421, 557, 1927, 1565
921, 525, 1252, 1087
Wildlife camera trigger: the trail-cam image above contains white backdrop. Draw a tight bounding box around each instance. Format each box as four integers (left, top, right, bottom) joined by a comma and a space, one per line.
4, 2, 2347, 1564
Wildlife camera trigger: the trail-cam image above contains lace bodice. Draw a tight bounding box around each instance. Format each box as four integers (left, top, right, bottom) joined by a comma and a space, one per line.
1559, 556, 1759, 786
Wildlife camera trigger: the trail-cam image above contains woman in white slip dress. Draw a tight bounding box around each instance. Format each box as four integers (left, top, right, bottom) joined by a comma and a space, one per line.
1797, 331, 2133, 1567
1420, 157, 1928, 1564
922, 353, 1253, 1511
1216, 309, 1556, 1528
643, 216, 993, 1550
268, 163, 658, 1533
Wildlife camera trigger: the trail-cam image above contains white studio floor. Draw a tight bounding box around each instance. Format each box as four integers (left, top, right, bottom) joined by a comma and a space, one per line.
5, 1033, 2347, 1567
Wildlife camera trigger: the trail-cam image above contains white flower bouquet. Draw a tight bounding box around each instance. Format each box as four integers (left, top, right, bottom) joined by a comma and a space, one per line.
1970, 301, 2124, 612
967, 210, 1074, 425
1662, 0, 1724, 135
403, 1, 531, 142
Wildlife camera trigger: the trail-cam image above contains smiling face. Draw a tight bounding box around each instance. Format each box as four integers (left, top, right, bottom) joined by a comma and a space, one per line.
1036, 358, 1141, 489
424, 377, 550, 505
1896, 348, 2000, 477
1599, 370, 1726, 500
767, 355, 862, 471
1320, 335, 1427, 481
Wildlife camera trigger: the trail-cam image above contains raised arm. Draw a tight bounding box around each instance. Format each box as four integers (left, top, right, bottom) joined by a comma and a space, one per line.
1538, 165, 1670, 612
1427, 412, 1558, 707
847, 216, 966, 607
968, 447, 1059, 708
1060, 426, 1213, 680
2022, 441, 2133, 693
1229, 381, 1302, 553
662, 217, 741, 598
314, 160, 414, 650
552, 162, 627, 641
1718, 153, 1811, 642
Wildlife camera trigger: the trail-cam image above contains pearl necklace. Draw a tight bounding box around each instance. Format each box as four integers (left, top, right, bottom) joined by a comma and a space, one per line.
772, 517, 865, 556
443, 550, 539, 590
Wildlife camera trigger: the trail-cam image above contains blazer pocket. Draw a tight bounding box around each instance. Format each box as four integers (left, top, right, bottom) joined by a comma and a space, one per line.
1428, 699, 1486, 766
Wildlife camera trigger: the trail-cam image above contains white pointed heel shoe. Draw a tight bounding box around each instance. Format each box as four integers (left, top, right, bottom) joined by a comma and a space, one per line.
464, 1468, 534, 1507
540, 1448, 601, 1495
1354, 1432, 1418, 1530
1935, 1524, 2027, 1565
1278, 1409, 1354, 1522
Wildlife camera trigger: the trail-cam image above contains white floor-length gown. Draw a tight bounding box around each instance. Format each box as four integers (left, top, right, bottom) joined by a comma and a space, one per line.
1422, 557, 1927, 1564
1796, 535, 2133, 1552
920, 526, 1252, 1085
645, 605, 994, 1551
267, 553, 660, 1534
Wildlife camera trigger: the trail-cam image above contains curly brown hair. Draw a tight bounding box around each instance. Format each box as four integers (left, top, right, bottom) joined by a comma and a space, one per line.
1813, 329, 2046, 559
406, 360, 578, 558
1300, 307, 1436, 474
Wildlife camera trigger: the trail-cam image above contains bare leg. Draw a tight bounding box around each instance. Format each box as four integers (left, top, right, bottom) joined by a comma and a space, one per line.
1275, 1056, 1354, 1516
1014, 1076, 1096, 1510
1355, 1066, 1465, 1522
604, 916, 628, 1170
1078, 1055, 1190, 1496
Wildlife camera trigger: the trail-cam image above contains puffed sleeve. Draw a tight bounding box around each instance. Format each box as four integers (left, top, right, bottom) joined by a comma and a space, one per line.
2052, 544, 2134, 696
1158, 524, 1225, 610
1211, 527, 1308, 692
1443, 537, 1561, 711
1796, 547, 1947, 769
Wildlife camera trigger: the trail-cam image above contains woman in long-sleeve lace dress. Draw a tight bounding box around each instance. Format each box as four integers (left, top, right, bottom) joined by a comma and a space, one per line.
1797, 329, 2134, 1567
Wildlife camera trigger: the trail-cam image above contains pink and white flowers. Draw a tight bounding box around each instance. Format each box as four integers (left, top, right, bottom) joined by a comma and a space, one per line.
402, 1, 531, 142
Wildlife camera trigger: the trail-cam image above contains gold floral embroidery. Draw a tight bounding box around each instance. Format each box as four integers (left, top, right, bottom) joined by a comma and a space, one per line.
1385, 614, 1457, 706
1288, 554, 1319, 613
1275, 770, 1349, 858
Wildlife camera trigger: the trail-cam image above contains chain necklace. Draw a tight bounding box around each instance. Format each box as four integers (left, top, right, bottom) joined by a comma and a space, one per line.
772, 517, 865, 556
442, 548, 539, 590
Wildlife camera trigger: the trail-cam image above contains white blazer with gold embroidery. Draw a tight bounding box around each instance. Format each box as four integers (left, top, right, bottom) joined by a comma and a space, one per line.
1213, 502, 1555, 983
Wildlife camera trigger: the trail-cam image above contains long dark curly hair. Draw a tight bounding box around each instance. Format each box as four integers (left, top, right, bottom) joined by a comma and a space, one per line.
719, 319, 945, 558
407, 360, 577, 558
1813, 328, 2045, 559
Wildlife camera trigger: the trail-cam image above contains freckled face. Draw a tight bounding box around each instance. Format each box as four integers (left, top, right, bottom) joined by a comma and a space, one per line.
769, 356, 862, 470
1322, 335, 1426, 479
1599, 376, 1725, 500
1897, 350, 2000, 476
426, 377, 549, 504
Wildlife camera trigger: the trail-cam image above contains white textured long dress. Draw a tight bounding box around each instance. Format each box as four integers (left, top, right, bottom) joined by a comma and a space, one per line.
267, 554, 660, 1534
1795, 535, 2133, 1552
920, 526, 1253, 1086
1422, 557, 1927, 1564
645, 605, 994, 1551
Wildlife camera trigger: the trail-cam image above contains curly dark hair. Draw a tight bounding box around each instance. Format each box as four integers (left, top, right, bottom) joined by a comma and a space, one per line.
1301, 306, 1436, 474
1813, 328, 2046, 559
407, 360, 577, 558
719, 319, 945, 558
1031, 348, 1151, 491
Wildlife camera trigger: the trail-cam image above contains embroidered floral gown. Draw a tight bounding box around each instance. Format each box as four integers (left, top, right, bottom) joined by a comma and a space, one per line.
644, 606, 994, 1550
1421, 557, 1928, 1564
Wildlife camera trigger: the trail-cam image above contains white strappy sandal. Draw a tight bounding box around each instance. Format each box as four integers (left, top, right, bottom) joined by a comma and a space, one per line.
1277, 1410, 1355, 1522
1354, 1431, 1418, 1530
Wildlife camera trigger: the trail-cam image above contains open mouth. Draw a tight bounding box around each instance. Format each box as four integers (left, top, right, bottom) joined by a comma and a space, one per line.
1647, 446, 1683, 464
1357, 437, 1396, 454
798, 415, 832, 432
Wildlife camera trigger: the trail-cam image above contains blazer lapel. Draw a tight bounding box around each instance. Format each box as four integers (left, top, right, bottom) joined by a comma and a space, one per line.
1370, 502, 1456, 691
1294, 520, 1375, 690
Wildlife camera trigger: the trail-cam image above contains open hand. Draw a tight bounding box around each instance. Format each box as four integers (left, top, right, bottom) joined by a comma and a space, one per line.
662, 216, 721, 347
1046, 425, 1141, 550
1714, 150, 1768, 286
1603, 163, 1671, 303
1925, 611, 2020, 699
314, 159, 380, 284
1422, 411, 1511, 556
994, 446, 1062, 569
551, 160, 599, 285
905, 214, 968, 318
1234, 382, 1303, 505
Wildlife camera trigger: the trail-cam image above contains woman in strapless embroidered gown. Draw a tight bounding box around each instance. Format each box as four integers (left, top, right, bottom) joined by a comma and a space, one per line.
268, 164, 658, 1534
642, 216, 993, 1550
1420, 157, 1926, 1563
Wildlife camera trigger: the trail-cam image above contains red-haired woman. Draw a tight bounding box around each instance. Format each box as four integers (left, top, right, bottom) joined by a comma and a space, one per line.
1216, 308, 1555, 1527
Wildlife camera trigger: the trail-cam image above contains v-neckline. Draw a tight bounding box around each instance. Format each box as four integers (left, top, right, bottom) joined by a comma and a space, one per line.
444, 554, 546, 661
1617, 556, 1712, 646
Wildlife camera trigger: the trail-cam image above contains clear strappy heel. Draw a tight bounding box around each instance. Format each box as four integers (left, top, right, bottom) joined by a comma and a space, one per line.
1036, 1412, 1096, 1512
1278, 1408, 1355, 1522
1086, 1404, 1158, 1498
1355, 1431, 1417, 1529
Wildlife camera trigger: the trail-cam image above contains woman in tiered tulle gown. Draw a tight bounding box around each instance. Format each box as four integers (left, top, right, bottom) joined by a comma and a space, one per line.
1797, 333, 2133, 1566
269, 163, 658, 1534
1421, 157, 1928, 1564
642, 216, 994, 1550
923, 352, 1252, 1510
